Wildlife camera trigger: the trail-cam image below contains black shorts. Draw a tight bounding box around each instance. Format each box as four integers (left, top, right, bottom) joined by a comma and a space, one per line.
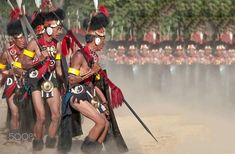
70, 84, 93, 103
25, 69, 59, 92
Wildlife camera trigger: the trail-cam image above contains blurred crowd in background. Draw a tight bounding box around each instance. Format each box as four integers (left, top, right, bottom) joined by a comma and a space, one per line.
101, 40, 235, 65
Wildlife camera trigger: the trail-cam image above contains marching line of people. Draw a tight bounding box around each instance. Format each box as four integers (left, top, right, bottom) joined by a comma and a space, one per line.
104, 40, 235, 65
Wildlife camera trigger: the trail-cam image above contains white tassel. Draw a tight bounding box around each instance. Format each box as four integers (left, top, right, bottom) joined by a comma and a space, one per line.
34, 0, 42, 8
6, 0, 14, 10
93, 0, 98, 12
16, 0, 22, 9
22, 4, 25, 14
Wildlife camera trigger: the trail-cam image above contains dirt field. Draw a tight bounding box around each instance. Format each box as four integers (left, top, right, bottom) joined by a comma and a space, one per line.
0, 66, 235, 154
0, 91, 235, 154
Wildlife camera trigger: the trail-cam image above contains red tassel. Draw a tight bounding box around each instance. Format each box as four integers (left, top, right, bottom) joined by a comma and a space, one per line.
10, 8, 21, 21
99, 70, 124, 108
111, 87, 124, 108
37, 59, 50, 78
61, 35, 69, 56
5, 81, 17, 98
99, 6, 109, 17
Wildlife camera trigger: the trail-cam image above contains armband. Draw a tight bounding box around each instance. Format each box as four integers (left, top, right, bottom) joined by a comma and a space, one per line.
55, 54, 61, 60
13, 61, 22, 69
0, 63, 6, 69
23, 49, 35, 58
68, 67, 80, 76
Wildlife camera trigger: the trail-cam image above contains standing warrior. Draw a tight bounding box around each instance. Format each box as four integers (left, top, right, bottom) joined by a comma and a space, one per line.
114, 45, 126, 64
0, 9, 27, 138
19, 8, 65, 150
139, 44, 151, 64
200, 43, 214, 64
212, 43, 226, 65
173, 43, 185, 65
125, 45, 139, 65
161, 41, 174, 65
186, 41, 199, 64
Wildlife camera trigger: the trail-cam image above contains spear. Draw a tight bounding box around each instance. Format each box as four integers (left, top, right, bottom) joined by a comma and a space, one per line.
123, 99, 158, 142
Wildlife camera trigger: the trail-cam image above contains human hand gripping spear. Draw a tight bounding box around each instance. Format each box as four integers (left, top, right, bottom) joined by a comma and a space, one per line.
50, 3, 158, 143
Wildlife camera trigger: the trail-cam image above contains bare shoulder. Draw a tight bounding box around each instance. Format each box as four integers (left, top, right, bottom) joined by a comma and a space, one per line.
0, 51, 7, 62
72, 51, 84, 61
27, 39, 38, 51
70, 51, 84, 67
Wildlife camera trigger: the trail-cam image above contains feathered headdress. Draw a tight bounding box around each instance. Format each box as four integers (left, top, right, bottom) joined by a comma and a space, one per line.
10, 7, 21, 22
7, 19, 23, 37
83, 6, 109, 36
43, 8, 65, 22
31, 11, 45, 34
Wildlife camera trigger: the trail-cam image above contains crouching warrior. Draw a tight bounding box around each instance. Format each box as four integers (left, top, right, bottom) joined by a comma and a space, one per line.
0, 12, 31, 139
59, 7, 111, 154
84, 7, 128, 153
19, 8, 65, 150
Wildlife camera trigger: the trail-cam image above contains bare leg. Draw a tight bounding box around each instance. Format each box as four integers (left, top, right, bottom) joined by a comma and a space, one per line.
32, 90, 45, 139
94, 87, 110, 143
46, 88, 61, 138
95, 86, 107, 103
7, 93, 19, 130
97, 113, 109, 143
70, 98, 105, 141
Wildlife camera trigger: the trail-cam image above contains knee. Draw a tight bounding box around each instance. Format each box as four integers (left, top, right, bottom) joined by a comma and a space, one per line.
37, 114, 45, 124
51, 112, 60, 123
11, 111, 19, 119
105, 120, 110, 129
96, 118, 106, 129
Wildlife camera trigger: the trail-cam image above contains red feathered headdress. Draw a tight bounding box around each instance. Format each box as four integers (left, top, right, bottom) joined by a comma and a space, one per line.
10, 7, 21, 22
99, 5, 109, 17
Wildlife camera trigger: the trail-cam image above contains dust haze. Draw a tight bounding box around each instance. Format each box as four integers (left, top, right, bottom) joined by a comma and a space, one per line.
103, 63, 235, 154
0, 63, 235, 154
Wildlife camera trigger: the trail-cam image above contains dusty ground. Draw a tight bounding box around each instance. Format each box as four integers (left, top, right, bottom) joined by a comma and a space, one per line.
0, 66, 235, 154
0, 92, 235, 154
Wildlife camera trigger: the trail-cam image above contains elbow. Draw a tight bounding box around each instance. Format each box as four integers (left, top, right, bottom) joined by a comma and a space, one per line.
68, 76, 82, 85
56, 71, 63, 78
68, 78, 75, 85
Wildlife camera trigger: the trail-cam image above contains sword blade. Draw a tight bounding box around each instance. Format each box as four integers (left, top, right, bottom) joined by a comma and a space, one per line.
21, 15, 43, 51
19, 18, 28, 43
